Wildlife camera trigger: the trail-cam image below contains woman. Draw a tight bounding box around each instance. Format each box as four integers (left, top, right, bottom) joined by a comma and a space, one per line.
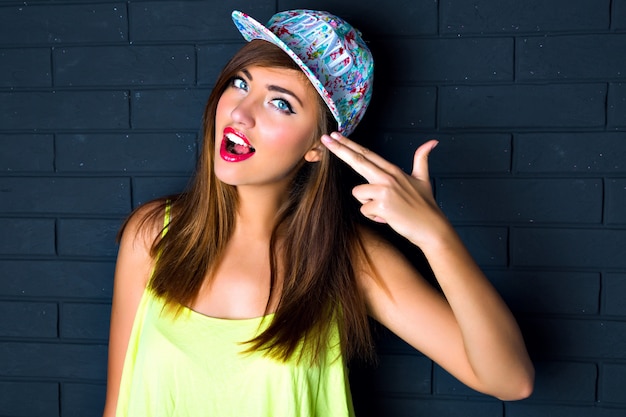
103, 9, 534, 416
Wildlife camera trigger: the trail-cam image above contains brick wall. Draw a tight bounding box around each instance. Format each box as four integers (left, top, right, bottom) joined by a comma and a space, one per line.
0, 0, 624, 416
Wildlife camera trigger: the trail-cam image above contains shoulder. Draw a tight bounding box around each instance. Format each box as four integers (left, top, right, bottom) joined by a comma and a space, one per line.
119, 199, 169, 251
116, 199, 170, 286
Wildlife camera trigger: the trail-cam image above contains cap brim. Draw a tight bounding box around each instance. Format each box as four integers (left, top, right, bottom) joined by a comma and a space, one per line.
231, 10, 342, 131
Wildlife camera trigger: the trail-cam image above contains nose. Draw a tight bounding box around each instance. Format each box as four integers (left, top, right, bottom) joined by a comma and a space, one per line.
230, 95, 256, 128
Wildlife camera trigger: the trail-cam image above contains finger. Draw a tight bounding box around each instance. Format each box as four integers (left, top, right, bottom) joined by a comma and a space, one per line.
329, 132, 401, 172
411, 139, 439, 181
352, 184, 390, 223
321, 132, 398, 181
359, 200, 388, 224
321, 134, 381, 182
352, 183, 375, 205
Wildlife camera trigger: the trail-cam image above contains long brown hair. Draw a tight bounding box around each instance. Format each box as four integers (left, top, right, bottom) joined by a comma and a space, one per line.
137, 40, 374, 363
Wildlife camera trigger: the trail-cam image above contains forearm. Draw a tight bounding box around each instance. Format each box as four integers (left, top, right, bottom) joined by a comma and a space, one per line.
420, 225, 534, 399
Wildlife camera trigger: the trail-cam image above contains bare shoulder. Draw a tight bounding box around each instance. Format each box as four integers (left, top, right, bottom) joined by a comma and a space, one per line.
120, 199, 168, 249
116, 199, 169, 287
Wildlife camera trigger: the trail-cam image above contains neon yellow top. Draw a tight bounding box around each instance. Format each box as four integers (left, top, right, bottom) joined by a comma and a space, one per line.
115, 289, 355, 416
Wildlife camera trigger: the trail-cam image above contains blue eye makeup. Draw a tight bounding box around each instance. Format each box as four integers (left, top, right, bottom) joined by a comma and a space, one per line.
232, 77, 248, 90
270, 98, 295, 115
230, 72, 297, 115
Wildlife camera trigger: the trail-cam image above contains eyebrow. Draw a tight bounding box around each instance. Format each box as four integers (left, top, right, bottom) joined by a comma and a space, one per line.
240, 68, 304, 107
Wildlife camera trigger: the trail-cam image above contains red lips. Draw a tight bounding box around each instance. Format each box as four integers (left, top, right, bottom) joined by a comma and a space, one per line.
220, 127, 255, 162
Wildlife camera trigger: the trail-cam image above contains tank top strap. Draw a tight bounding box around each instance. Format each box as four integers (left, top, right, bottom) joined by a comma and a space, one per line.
149, 200, 171, 283
162, 199, 171, 237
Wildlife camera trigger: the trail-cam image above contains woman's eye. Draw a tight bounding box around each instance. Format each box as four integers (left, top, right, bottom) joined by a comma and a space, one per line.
270, 98, 295, 114
232, 77, 248, 90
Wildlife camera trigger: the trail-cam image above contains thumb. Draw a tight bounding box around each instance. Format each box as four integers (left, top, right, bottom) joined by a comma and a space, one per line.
411, 139, 439, 180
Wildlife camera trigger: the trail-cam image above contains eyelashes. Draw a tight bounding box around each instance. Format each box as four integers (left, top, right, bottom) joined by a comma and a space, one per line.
270, 98, 295, 114
230, 75, 296, 115
231, 77, 248, 90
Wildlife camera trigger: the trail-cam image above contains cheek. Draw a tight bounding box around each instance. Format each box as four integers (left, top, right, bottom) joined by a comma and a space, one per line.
266, 114, 318, 153
269, 127, 315, 157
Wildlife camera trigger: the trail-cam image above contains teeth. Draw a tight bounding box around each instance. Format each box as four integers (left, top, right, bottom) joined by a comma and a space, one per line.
226, 133, 248, 147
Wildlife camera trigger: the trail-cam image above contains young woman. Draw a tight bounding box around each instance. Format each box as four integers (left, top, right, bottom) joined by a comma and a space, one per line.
103, 9, 534, 416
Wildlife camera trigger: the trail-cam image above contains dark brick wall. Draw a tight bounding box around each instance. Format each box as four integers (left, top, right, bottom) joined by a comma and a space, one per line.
0, 0, 624, 416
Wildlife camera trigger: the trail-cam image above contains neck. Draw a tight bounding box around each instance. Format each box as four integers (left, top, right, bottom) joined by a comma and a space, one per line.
233, 184, 289, 239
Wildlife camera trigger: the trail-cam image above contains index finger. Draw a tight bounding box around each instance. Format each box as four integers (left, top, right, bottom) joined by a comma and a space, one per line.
321, 132, 397, 182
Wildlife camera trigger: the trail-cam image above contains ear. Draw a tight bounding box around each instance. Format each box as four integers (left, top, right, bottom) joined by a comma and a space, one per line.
304, 144, 324, 162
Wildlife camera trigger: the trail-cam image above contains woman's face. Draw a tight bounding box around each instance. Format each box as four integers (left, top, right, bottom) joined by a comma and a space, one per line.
213, 65, 322, 191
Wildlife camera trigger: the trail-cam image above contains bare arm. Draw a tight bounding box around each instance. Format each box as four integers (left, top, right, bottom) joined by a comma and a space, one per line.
321, 132, 534, 400
102, 204, 159, 416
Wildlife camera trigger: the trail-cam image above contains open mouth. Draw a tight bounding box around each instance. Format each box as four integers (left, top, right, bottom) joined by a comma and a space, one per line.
220, 127, 255, 162
225, 132, 255, 155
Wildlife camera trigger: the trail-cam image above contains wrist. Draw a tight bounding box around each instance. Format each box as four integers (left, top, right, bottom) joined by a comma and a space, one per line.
406, 214, 458, 251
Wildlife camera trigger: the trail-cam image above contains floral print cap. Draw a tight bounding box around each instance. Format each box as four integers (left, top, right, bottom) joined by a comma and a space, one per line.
232, 10, 374, 137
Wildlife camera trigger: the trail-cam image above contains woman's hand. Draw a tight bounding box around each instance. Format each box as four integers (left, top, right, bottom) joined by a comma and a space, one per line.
321, 132, 446, 247
322, 131, 535, 400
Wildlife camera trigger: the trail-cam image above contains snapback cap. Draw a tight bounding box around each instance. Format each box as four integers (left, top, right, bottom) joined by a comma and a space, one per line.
231, 9, 374, 137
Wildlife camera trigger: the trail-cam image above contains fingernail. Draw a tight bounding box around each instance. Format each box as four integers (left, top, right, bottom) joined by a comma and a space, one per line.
330, 132, 341, 140
321, 134, 333, 144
